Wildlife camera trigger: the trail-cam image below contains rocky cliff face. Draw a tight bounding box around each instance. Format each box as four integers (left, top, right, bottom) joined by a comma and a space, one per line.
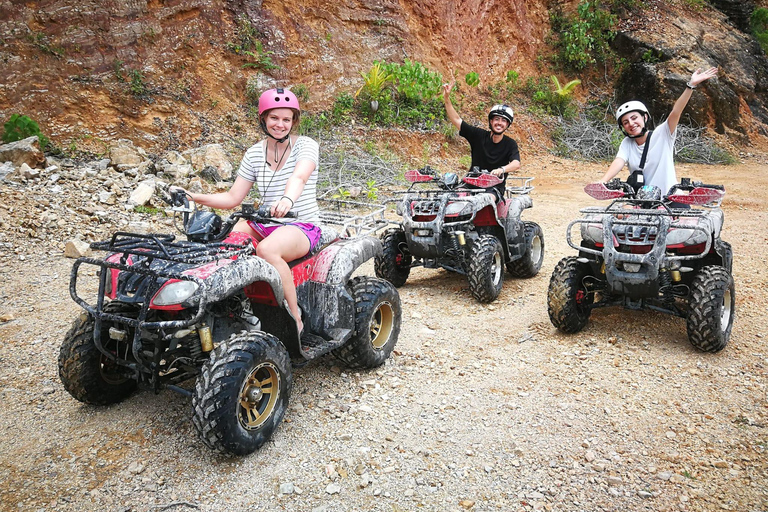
0, 0, 766, 150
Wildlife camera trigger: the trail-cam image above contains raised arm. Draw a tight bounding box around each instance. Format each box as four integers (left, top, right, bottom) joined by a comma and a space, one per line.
667, 67, 718, 134
442, 79, 462, 131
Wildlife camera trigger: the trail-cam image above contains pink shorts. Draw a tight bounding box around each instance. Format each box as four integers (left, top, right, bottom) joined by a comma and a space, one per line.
247, 221, 323, 252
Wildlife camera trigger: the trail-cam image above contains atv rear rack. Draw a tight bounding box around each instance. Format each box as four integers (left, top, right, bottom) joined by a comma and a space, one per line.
318, 199, 388, 238
504, 176, 535, 196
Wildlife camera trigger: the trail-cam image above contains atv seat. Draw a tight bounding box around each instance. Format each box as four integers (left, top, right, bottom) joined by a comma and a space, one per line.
310, 224, 339, 255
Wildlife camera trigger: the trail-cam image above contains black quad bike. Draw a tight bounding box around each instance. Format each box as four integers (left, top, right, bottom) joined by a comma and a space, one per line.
375, 166, 544, 303
547, 178, 734, 352
59, 191, 402, 455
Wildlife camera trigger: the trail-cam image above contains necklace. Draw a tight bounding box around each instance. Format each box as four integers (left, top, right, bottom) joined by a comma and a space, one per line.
268, 137, 292, 167
260, 137, 292, 201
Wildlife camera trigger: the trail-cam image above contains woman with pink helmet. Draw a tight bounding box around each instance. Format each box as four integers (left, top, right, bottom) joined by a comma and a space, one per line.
179, 87, 321, 335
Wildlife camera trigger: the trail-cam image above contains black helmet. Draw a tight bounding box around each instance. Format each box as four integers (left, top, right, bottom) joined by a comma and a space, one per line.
488, 104, 514, 127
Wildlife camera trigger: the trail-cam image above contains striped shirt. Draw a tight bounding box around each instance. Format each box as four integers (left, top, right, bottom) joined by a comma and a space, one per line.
237, 136, 320, 224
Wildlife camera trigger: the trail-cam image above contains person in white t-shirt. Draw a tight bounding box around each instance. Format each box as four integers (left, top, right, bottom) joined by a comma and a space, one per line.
180, 88, 320, 335
600, 67, 719, 195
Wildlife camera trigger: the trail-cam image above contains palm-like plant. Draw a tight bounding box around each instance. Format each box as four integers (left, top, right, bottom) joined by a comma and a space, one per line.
551, 75, 581, 97
356, 62, 393, 111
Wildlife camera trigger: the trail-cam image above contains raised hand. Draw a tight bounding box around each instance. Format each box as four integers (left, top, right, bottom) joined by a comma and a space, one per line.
690, 67, 718, 87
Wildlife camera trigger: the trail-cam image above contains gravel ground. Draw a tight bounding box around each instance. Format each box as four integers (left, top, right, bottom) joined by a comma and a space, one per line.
0, 155, 766, 512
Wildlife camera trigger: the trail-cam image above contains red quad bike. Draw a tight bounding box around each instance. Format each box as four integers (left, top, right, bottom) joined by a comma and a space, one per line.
547, 177, 734, 352
59, 190, 402, 456
375, 166, 544, 303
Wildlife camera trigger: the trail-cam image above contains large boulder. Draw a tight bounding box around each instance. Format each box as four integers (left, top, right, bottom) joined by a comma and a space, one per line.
182, 144, 233, 178
109, 139, 147, 167
0, 136, 46, 168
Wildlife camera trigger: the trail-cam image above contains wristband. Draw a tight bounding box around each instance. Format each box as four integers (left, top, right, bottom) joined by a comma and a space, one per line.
280, 195, 294, 207
686, 82, 697, 90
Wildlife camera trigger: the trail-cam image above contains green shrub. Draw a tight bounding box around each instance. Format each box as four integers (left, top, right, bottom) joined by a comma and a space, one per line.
752, 7, 768, 54
331, 93, 355, 123
381, 59, 443, 104
551, 1, 617, 71
129, 69, 148, 97
465, 72, 480, 88
292, 84, 310, 102
2, 114, 49, 151
227, 14, 264, 54
242, 44, 278, 71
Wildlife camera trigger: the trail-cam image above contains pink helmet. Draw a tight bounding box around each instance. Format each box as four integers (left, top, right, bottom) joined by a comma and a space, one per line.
258, 88, 301, 119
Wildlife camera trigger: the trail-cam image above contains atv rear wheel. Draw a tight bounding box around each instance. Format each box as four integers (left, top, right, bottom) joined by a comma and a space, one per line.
468, 234, 505, 303
547, 257, 594, 333
374, 229, 412, 287
333, 277, 402, 369
58, 311, 137, 405
507, 221, 545, 278
192, 331, 291, 456
686, 265, 734, 353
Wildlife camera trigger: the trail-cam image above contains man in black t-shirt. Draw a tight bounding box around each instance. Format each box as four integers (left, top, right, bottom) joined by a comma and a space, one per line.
442, 80, 520, 199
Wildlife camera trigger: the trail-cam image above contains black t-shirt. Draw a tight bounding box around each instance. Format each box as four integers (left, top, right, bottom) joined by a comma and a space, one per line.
459, 121, 520, 195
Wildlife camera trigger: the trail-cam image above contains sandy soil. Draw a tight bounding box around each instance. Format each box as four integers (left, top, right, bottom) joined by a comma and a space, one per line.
0, 156, 765, 512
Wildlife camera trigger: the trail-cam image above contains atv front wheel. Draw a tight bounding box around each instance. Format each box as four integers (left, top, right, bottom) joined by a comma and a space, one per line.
374, 229, 412, 287
686, 265, 735, 353
547, 257, 594, 333
507, 221, 545, 278
58, 311, 137, 405
192, 332, 292, 456
333, 277, 402, 369
468, 235, 505, 303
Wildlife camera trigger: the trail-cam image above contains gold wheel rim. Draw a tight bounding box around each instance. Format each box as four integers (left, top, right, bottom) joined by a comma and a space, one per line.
238, 362, 280, 430
369, 301, 395, 350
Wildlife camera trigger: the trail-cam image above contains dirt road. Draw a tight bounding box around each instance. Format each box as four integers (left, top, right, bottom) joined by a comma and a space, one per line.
0, 156, 765, 512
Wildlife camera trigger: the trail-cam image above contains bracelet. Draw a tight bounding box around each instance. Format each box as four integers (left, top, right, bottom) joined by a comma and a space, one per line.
280, 195, 294, 207
686, 81, 697, 90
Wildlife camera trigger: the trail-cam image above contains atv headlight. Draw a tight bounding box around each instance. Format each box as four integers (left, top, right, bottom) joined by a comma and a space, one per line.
152, 280, 199, 306
445, 201, 471, 216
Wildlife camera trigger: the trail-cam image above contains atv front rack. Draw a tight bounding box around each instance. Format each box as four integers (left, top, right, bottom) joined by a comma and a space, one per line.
567, 205, 715, 262
318, 199, 388, 238
91, 231, 254, 264
71, 232, 255, 376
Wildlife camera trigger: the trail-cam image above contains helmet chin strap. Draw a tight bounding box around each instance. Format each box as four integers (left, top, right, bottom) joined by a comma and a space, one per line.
260, 119, 291, 143
626, 127, 648, 139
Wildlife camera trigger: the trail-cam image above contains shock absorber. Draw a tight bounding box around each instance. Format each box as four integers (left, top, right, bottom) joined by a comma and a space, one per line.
452, 230, 467, 268
659, 268, 674, 305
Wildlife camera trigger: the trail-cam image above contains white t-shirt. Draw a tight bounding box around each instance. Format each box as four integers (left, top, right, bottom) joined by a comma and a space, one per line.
616, 120, 677, 195
237, 136, 320, 224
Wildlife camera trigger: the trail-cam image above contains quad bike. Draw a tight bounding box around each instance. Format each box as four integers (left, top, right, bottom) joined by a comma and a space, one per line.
59, 190, 401, 455
547, 177, 734, 352
375, 166, 544, 303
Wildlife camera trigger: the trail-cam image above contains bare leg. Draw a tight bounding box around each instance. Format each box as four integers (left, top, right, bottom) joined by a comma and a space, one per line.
255, 225, 310, 334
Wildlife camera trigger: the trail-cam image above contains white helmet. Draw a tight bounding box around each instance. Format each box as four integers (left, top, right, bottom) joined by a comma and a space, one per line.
615, 100, 649, 122
615, 100, 650, 138
488, 104, 514, 126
